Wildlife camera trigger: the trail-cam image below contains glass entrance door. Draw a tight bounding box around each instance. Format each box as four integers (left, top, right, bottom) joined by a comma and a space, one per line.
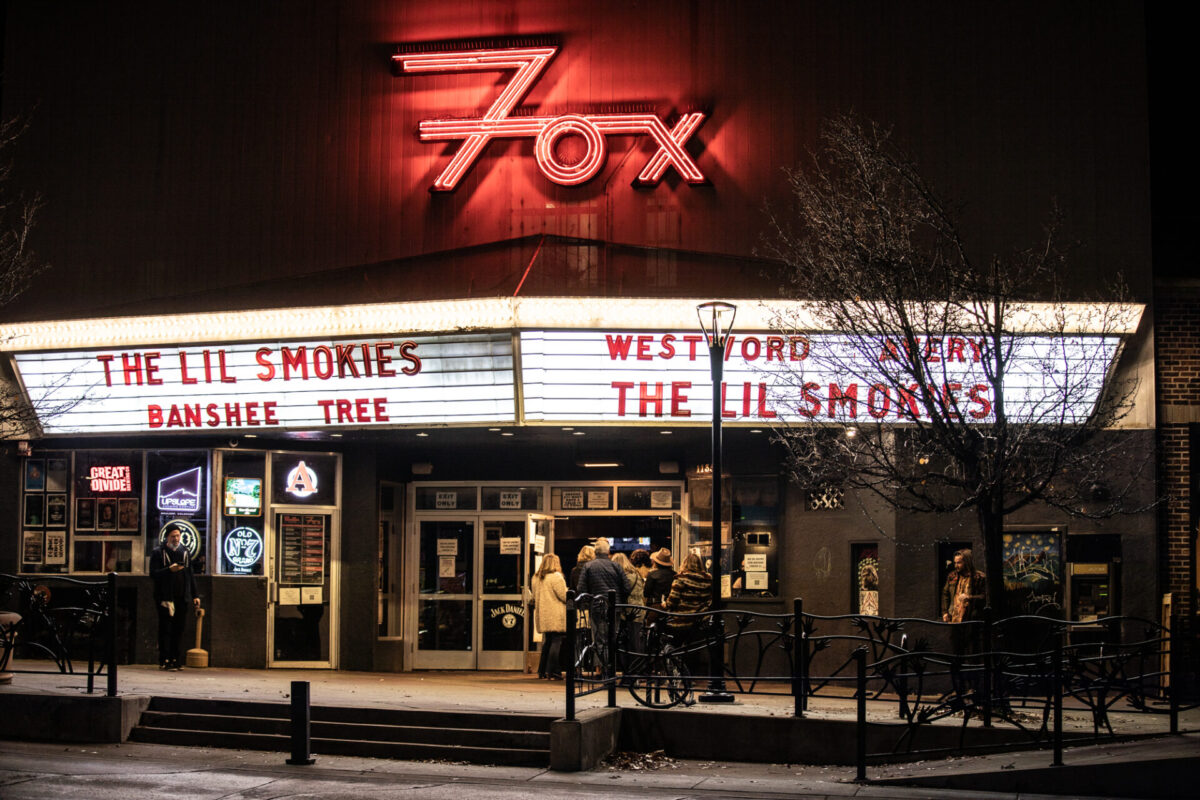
415, 519, 475, 668
268, 508, 336, 667
478, 520, 527, 669
413, 515, 542, 669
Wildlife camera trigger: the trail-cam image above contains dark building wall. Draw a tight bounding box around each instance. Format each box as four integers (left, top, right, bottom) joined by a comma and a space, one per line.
0, 1, 1151, 320
339, 443, 378, 671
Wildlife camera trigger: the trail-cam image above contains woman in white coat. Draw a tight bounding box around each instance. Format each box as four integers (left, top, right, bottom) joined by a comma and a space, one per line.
531, 553, 568, 679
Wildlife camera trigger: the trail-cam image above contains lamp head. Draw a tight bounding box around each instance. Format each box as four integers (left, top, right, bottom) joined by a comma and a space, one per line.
697, 301, 737, 348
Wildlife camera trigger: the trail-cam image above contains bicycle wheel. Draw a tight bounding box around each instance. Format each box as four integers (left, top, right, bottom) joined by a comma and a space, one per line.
628, 646, 692, 708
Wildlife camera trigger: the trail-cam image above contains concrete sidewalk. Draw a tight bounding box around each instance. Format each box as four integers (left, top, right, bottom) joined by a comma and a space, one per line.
4, 663, 1190, 734
1, 734, 1198, 799
2, 664, 1197, 798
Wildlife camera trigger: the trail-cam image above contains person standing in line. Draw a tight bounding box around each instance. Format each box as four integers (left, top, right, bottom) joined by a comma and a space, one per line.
630, 548, 652, 581
613, 552, 645, 659
150, 526, 201, 670
568, 544, 595, 593
576, 538, 630, 674
662, 552, 713, 676
531, 553, 567, 679
643, 548, 676, 607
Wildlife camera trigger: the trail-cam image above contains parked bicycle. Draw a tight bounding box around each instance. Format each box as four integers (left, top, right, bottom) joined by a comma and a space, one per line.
622, 620, 695, 708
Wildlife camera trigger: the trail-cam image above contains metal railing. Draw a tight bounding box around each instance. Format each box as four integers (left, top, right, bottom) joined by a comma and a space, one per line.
0, 572, 118, 696
564, 590, 1192, 773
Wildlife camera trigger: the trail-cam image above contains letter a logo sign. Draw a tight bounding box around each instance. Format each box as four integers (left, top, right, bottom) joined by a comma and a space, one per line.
286, 461, 319, 499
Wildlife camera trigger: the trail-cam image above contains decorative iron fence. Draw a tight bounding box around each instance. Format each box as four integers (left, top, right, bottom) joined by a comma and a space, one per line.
564, 590, 1193, 774
0, 572, 118, 695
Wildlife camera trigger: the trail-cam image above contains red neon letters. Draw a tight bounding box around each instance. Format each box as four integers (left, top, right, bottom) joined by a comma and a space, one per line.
393, 45, 707, 190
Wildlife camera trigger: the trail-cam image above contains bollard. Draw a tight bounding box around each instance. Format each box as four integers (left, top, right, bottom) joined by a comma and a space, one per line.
854, 647, 867, 783
286, 680, 316, 765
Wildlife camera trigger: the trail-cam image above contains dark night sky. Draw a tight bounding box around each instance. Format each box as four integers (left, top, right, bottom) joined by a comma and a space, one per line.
1146, 6, 1196, 281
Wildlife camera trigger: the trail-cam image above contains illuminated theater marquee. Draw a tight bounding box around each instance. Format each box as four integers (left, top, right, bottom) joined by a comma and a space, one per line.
14, 333, 516, 435
520, 331, 1122, 424
393, 43, 707, 190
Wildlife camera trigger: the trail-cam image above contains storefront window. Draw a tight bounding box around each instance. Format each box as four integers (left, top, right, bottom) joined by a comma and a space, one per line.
552, 486, 611, 511
851, 543, 879, 615
415, 486, 478, 511
687, 473, 779, 599
481, 486, 543, 510
147, 450, 210, 574
616, 485, 681, 511
20, 452, 140, 574
218, 451, 266, 575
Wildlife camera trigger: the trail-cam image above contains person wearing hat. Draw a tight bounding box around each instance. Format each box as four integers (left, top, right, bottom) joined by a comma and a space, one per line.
643, 547, 676, 607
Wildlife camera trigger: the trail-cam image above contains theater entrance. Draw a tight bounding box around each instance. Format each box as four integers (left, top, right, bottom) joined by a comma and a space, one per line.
405, 481, 684, 670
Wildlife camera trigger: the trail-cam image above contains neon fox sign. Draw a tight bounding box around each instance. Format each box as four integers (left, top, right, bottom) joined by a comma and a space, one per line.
393, 42, 707, 190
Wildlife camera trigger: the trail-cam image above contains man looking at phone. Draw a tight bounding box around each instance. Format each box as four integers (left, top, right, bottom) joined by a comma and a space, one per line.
150, 525, 201, 670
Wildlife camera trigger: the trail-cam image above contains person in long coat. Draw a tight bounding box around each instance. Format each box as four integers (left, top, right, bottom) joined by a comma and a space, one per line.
531, 553, 567, 679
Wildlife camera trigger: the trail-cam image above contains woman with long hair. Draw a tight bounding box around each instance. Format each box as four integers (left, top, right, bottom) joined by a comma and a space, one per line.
612, 551, 646, 658
531, 552, 567, 679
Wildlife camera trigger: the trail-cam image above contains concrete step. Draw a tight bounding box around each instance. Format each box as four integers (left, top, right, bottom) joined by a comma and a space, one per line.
136, 710, 551, 749
128, 696, 554, 766
145, 695, 554, 732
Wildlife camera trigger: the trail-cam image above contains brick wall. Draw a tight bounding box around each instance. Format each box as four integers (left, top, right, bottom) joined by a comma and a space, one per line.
1155, 282, 1200, 619
1155, 281, 1199, 697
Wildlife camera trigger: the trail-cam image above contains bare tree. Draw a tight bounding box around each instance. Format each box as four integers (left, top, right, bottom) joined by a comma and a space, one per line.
0, 115, 53, 438
761, 115, 1146, 613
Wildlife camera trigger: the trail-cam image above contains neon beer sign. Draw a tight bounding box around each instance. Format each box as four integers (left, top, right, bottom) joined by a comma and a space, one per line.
393, 43, 707, 190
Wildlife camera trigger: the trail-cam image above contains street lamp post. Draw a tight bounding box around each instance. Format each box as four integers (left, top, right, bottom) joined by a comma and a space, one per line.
697, 301, 736, 703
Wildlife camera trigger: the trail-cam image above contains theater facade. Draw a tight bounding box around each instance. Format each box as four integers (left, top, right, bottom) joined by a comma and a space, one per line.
0, 2, 1159, 670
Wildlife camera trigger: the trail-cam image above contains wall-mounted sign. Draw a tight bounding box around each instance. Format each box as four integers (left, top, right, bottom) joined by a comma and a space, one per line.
223, 526, 263, 574
743, 553, 768, 572
158, 467, 203, 514
284, 461, 319, 499
650, 490, 674, 509
393, 42, 706, 191
88, 465, 133, 493
435, 492, 457, 510
44, 531, 66, 565
499, 490, 522, 509
13, 333, 515, 434
159, 519, 201, 560
520, 330, 1121, 424
224, 477, 262, 516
